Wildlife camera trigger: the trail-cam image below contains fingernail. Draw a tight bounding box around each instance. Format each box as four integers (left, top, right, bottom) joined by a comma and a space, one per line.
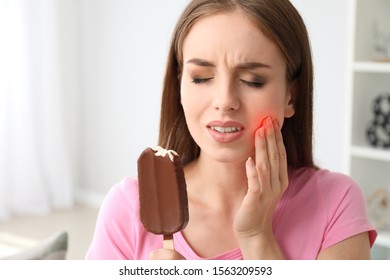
265, 116, 273, 128
247, 157, 255, 167
273, 119, 280, 130
258, 127, 265, 137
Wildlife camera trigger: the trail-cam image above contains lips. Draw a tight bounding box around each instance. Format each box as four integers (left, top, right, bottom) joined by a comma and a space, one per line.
206, 121, 245, 143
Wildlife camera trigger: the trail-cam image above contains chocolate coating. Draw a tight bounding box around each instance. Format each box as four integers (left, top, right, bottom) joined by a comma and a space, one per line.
137, 147, 189, 235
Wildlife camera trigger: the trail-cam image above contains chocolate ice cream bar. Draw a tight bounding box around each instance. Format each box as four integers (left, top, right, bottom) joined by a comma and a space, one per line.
137, 146, 189, 249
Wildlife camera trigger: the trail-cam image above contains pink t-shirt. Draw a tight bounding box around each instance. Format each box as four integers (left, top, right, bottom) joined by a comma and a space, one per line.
85, 167, 377, 260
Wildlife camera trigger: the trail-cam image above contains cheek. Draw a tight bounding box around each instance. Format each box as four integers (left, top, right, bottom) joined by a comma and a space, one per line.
180, 79, 210, 119
181, 90, 197, 110
181, 96, 194, 124
249, 103, 285, 132
180, 83, 193, 114
180, 78, 199, 107
180, 87, 203, 131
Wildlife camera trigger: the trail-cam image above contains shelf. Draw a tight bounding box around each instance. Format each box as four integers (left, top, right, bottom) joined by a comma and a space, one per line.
354, 61, 390, 73
351, 146, 390, 162
349, 0, 390, 256
375, 230, 390, 248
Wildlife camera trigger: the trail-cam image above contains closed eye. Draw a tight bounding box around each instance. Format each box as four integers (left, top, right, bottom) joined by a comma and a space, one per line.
192, 77, 214, 84
240, 79, 264, 88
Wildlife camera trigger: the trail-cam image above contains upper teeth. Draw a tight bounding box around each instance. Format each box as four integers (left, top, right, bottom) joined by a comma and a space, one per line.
211, 126, 242, 133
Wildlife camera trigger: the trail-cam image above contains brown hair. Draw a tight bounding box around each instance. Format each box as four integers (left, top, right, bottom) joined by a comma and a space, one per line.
158, 0, 315, 168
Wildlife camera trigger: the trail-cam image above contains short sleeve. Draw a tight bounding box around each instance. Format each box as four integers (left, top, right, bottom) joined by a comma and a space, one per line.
85, 177, 138, 260
320, 173, 377, 251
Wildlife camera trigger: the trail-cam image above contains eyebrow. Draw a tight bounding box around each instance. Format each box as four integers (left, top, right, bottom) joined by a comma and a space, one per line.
186, 58, 271, 69
186, 58, 215, 67
237, 62, 271, 70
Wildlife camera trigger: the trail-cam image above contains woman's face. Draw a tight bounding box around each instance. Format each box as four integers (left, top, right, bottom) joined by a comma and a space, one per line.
180, 10, 295, 163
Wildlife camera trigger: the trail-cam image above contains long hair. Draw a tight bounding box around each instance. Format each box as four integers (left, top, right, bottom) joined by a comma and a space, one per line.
158, 0, 315, 168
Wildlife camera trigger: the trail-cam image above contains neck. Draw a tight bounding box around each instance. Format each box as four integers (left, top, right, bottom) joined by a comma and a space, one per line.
184, 153, 248, 212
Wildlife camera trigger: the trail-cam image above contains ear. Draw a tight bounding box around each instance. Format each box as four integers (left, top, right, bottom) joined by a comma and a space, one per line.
284, 80, 297, 118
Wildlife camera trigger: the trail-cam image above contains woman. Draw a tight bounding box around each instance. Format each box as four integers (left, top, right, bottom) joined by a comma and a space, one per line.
86, 0, 376, 260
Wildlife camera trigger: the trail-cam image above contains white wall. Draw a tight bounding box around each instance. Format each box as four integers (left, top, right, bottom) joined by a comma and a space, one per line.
73, 0, 351, 204
291, 0, 351, 172
75, 0, 190, 203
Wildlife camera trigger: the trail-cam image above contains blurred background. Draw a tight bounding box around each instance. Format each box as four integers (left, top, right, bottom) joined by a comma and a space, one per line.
1, 0, 389, 259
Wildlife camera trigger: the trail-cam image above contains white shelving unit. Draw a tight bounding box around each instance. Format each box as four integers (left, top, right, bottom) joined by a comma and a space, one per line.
346, 0, 390, 256
354, 62, 390, 73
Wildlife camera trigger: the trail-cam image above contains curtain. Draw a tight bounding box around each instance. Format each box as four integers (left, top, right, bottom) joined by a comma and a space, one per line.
0, 0, 73, 221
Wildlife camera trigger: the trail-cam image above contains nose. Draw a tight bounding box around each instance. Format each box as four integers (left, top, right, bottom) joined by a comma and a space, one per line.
213, 81, 240, 113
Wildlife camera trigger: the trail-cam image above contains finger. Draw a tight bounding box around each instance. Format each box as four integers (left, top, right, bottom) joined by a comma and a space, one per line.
274, 120, 288, 190
246, 156, 261, 192
264, 117, 280, 190
242, 157, 262, 208
255, 126, 270, 190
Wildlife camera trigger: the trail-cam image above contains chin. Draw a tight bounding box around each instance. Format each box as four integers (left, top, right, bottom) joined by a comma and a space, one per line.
201, 145, 252, 164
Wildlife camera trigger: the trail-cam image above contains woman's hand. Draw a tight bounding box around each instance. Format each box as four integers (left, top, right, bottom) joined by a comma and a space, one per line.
233, 116, 288, 259
149, 249, 186, 260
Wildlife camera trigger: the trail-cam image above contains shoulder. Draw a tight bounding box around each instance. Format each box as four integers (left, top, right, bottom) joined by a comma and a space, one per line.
98, 177, 139, 221
313, 169, 363, 205
111, 176, 139, 202
290, 167, 376, 242
287, 167, 368, 224
90, 177, 140, 232
111, 176, 139, 196
289, 167, 361, 199
290, 167, 355, 185
85, 177, 141, 259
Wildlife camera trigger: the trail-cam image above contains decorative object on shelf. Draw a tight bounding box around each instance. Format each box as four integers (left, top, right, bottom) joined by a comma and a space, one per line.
372, 20, 390, 62
367, 189, 390, 230
366, 92, 390, 148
